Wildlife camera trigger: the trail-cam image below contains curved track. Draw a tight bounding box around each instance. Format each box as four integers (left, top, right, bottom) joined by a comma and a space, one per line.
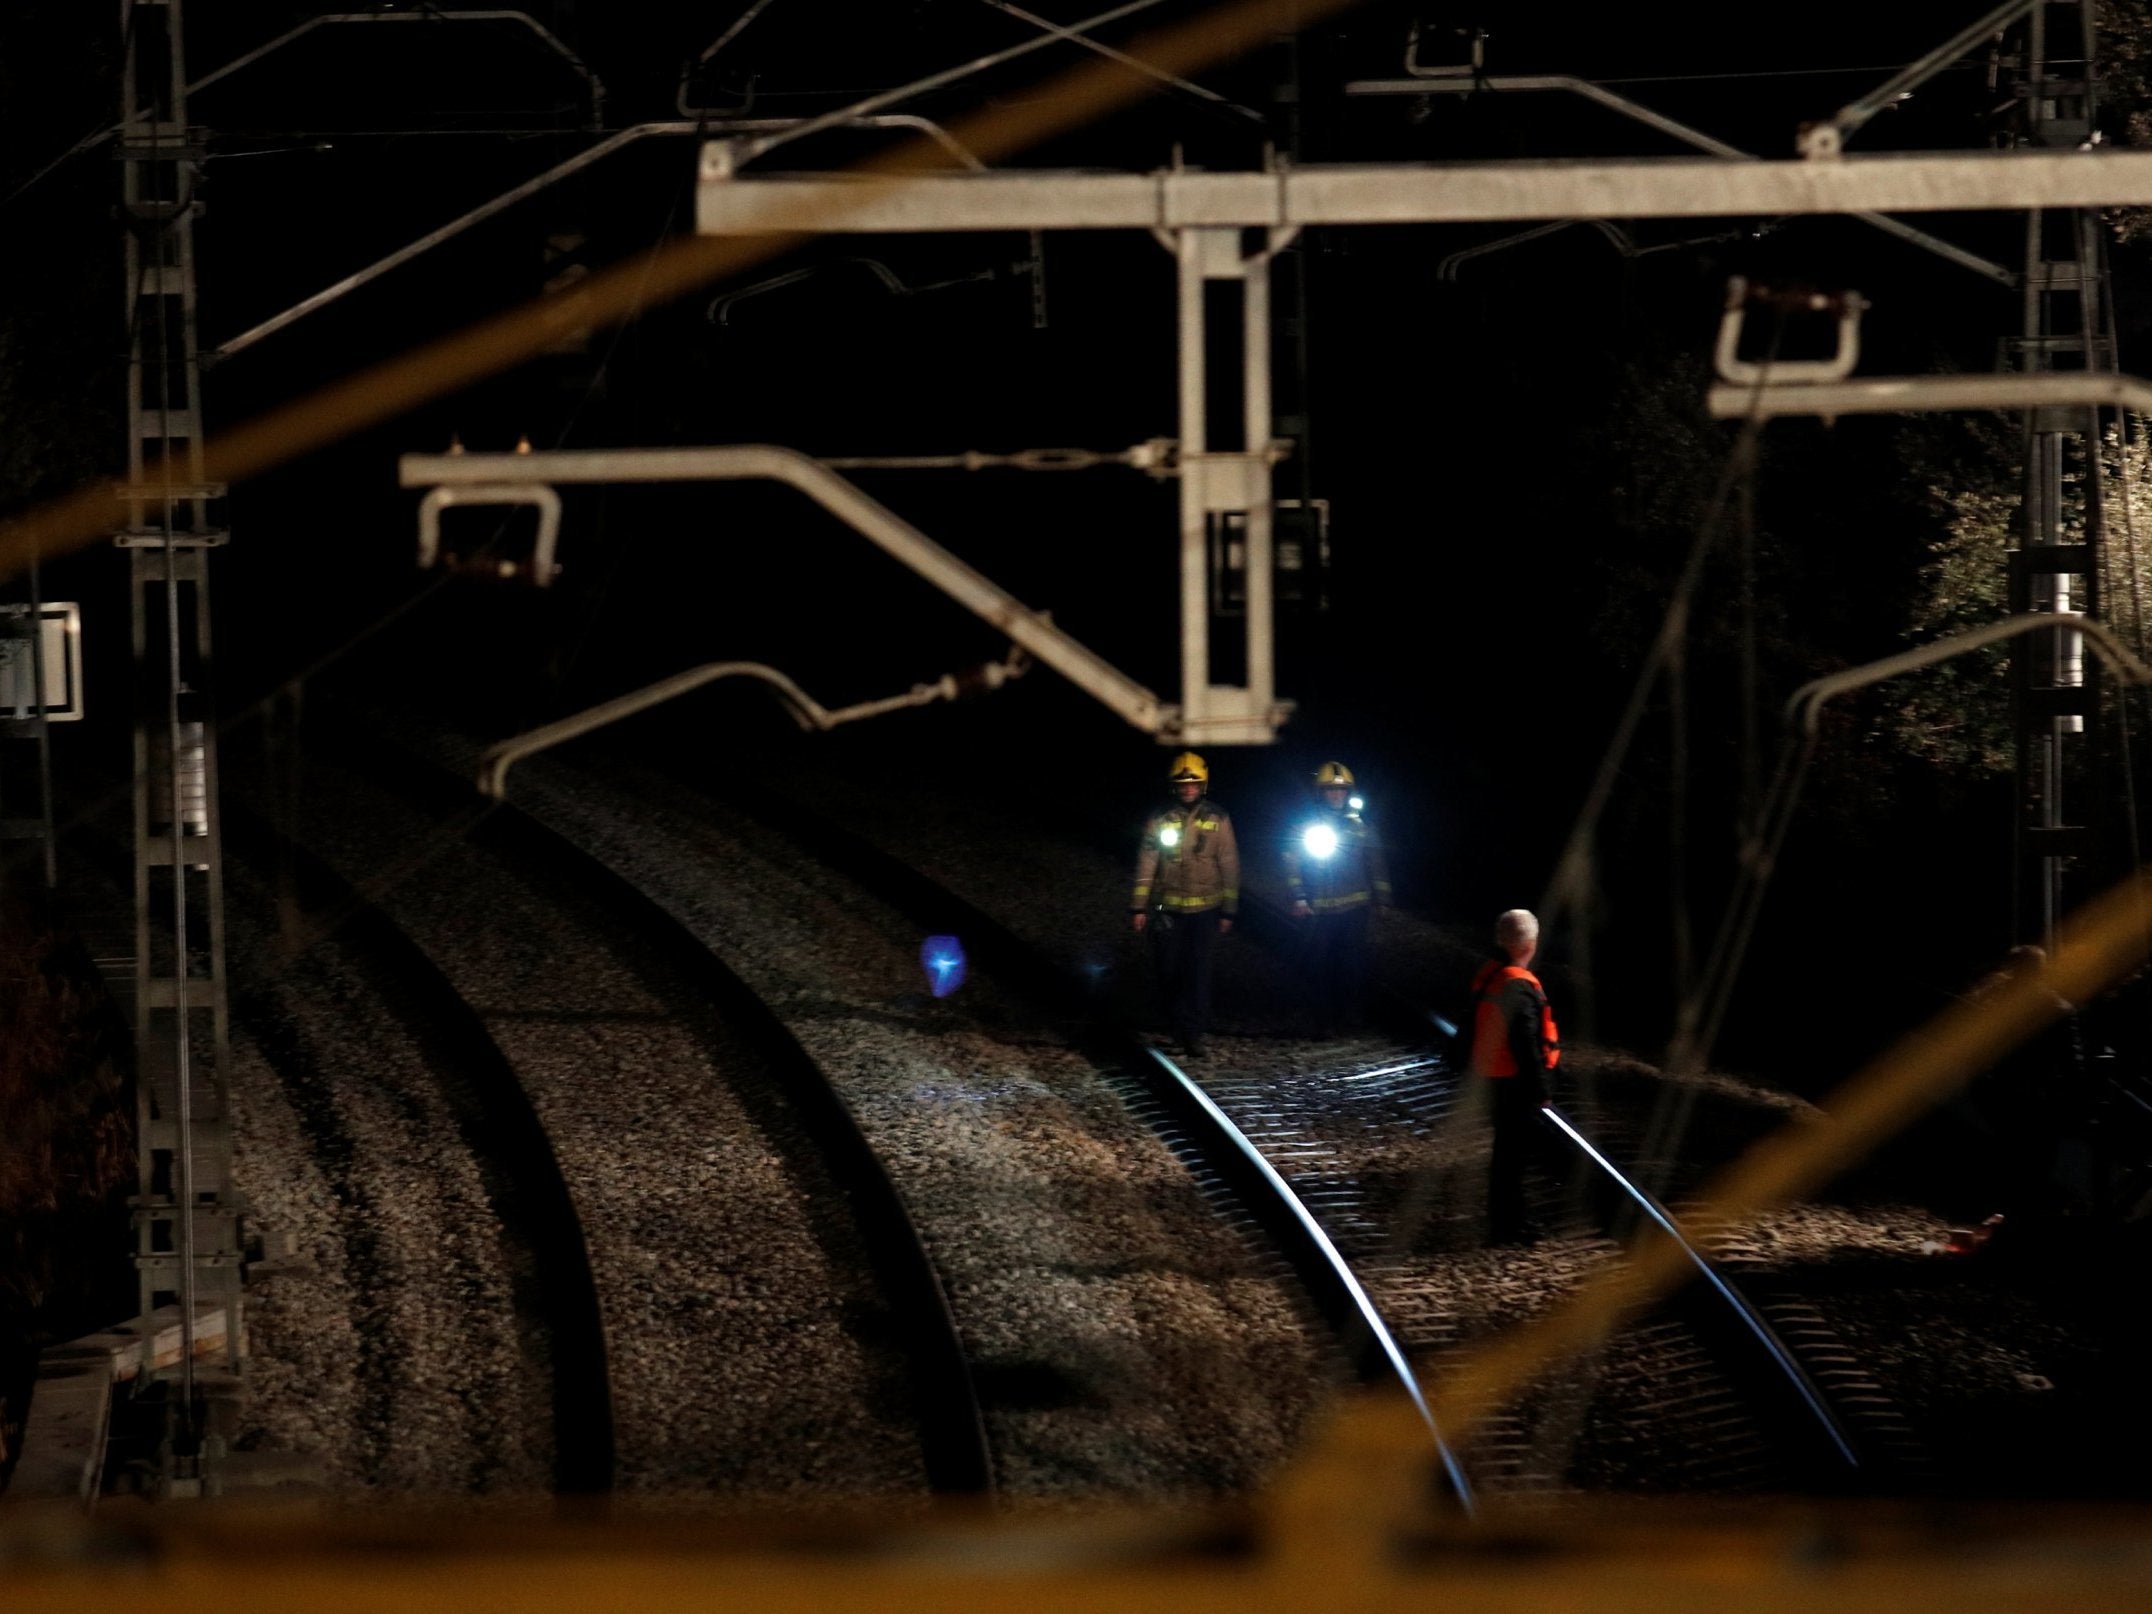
222, 801, 618, 1494
618, 760, 1483, 1511
227, 710, 1919, 1503
458, 800, 995, 1495
239, 728, 995, 1497
1233, 891, 1908, 1493
721, 757, 1918, 1499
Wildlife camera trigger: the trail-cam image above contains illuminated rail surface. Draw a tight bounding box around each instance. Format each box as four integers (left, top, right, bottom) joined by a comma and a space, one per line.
675, 752, 1905, 1501
637, 756, 1919, 1502
1224, 893, 1907, 1494
185, 734, 996, 1499
231, 719, 1904, 1503
458, 738, 1478, 1509
639, 769, 1490, 1513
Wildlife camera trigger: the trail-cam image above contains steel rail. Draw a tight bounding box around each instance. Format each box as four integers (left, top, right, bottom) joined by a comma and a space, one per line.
472, 791, 998, 1496
1228, 886, 1863, 1479
216, 794, 618, 1494
1140, 1046, 1476, 1513
295, 720, 1000, 1496
681, 766, 1479, 1517
1539, 1104, 1859, 1470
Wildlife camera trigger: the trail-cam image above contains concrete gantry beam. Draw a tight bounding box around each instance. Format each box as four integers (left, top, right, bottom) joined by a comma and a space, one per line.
696, 149, 2152, 234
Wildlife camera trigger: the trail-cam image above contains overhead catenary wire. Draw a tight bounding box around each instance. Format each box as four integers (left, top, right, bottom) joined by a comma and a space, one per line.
1657, 613, 2152, 1152
1537, 315, 1783, 956
1, 0, 1360, 590
2, 7, 597, 216
7, 0, 1361, 1039
971, 0, 1270, 127
676, 0, 789, 116
725, 0, 1179, 166
1535, 316, 1779, 1187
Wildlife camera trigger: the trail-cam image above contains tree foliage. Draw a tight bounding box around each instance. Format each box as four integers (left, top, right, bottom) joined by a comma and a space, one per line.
0, 913, 133, 1338
1883, 411, 2152, 775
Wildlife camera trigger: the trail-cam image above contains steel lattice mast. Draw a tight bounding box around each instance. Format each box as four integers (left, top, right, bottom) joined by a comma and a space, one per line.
118, 0, 241, 1486
2006, 0, 2117, 943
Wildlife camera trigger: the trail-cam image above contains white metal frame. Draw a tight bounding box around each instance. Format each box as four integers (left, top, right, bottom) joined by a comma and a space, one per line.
399, 444, 1173, 733
696, 143, 2152, 747
416, 484, 564, 584
0, 603, 84, 722
694, 150, 2152, 235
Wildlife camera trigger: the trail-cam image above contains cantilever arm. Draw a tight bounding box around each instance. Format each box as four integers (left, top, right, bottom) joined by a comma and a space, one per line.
403, 444, 1166, 735
476, 649, 1028, 798
1345, 73, 2016, 287
1786, 612, 2152, 735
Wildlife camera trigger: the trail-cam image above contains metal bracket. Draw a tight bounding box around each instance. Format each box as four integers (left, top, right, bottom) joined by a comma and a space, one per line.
1713, 277, 1868, 386
416, 483, 563, 585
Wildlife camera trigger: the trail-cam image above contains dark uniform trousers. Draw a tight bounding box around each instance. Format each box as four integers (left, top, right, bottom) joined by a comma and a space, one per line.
1307, 905, 1372, 1034
1470, 959, 1569, 1245
1151, 908, 1221, 1051
1486, 1066, 1554, 1244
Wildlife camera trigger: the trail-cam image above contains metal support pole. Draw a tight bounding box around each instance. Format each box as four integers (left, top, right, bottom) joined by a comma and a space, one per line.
1242, 238, 1275, 718
1166, 226, 1290, 744
1175, 230, 1210, 736
2006, 0, 2109, 946
118, 0, 242, 1481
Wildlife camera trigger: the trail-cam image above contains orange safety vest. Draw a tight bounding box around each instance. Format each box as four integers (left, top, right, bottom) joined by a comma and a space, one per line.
1469, 961, 1561, 1078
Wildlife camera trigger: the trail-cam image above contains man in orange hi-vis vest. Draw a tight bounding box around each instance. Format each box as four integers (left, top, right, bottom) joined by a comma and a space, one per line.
1469, 908, 1563, 1245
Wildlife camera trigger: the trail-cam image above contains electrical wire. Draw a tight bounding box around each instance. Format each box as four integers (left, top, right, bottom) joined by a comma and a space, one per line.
1589, 59, 2016, 88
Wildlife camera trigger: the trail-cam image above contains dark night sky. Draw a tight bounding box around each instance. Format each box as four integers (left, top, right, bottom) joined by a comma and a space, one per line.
5, 2, 2144, 1084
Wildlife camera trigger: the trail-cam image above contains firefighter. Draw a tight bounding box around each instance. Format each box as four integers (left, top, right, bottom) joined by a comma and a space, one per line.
1284, 761, 1392, 1036
1469, 908, 1563, 1245
1130, 751, 1239, 1058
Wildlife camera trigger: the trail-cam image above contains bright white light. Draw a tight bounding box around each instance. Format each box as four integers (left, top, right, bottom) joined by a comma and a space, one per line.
1348, 795, 1364, 812
1302, 822, 1340, 860
1159, 824, 1182, 848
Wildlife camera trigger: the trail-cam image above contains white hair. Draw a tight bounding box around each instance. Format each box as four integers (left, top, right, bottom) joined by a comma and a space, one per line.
1494, 909, 1540, 956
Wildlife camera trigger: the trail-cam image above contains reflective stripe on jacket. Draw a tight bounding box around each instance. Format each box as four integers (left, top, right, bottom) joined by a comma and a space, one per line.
1131, 800, 1240, 915
1282, 809, 1392, 913
1469, 960, 1561, 1078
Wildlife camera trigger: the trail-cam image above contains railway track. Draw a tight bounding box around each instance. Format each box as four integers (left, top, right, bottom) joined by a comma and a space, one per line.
242, 716, 1319, 1500
214, 742, 979, 1497
577, 751, 1485, 1509
202, 708, 1924, 1504
1186, 896, 1889, 1496
221, 801, 616, 1494
691, 748, 1923, 1500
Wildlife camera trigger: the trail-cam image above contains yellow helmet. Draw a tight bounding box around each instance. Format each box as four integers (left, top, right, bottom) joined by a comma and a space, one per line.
1167, 750, 1209, 786
1313, 761, 1355, 788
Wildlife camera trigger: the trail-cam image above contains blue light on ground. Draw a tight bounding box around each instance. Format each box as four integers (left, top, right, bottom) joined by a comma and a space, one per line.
921, 935, 969, 998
